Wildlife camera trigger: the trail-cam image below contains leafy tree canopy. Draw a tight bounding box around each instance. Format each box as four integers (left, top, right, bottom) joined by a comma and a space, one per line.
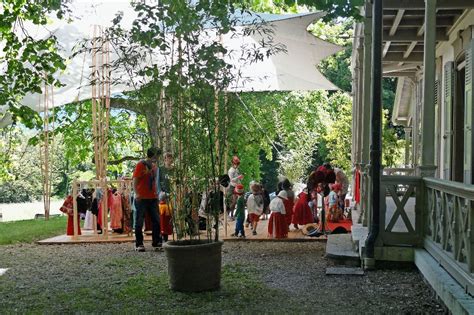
240, 0, 364, 20
0, 0, 70, 126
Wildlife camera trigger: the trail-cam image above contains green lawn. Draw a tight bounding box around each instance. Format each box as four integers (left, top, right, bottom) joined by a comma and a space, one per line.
0, 216, 67, 245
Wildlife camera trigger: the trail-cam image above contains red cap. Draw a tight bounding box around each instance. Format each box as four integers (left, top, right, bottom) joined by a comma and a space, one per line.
232, 156, 240, 165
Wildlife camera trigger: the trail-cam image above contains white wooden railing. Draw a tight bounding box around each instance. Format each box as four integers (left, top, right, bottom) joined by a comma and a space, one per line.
383, 168, 415, 176
424, 177, 474, 295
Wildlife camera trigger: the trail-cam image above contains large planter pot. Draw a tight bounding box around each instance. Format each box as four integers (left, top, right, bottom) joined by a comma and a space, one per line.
163, 240, 223, 292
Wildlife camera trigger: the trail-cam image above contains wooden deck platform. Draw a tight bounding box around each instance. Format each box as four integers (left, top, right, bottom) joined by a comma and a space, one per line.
37, 218, 336, 245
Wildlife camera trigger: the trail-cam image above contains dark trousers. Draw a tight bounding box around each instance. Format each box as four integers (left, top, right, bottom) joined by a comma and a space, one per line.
134, 198, 161, 247
235, 217, 245, 237
338, 193, 347, 211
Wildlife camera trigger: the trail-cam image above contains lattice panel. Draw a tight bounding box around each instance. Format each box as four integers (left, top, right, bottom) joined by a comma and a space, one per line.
385, 184, 415, 233
424, 178, 474, 292
427, 182, 473, 271
426, 188, 435, 237
435, 190, 444, 244
456, 197, 470, 265
444, 193, 455, 254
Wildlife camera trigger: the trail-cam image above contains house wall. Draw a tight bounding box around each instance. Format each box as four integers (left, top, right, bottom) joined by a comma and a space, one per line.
408, 10, 474, 180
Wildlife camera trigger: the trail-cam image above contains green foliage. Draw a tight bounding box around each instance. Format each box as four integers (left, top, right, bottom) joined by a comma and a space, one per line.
382, 110, 405, 167
275, 91, 328, 182
310, 19, 353, 92
383, 78, 397, 112
0, 216, 67, 245
0, 126, 49, 202
0, 1, 69, 124
323, 92, 352, 173
259, 148, 279, 191
49, 101, 146, 176
240, 0, 363, 20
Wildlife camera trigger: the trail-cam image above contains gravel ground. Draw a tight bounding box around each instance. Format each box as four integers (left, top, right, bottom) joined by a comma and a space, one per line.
0, 241, 444, 314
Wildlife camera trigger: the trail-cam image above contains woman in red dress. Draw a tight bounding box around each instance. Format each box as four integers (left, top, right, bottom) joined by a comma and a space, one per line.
278, 178, 295, 229
291, 188, 314, 229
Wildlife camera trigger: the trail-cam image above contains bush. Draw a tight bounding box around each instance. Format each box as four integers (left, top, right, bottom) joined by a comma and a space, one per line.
0, 180, 42, 203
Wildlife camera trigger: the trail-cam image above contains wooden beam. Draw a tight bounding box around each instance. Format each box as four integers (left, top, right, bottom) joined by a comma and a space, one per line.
390, 10, 405, 35
388, 43, 423, 53
384, 52, 424, 62
383, 29, 448, 41
383, 42, 391, 57
384, 17, 455, 28
417, 22, 425, 36
383, 63, 420, 72
383, 0, 474, 9
383, 71, 417, 77
404, 41, 418, 58
383, 9, 404, 58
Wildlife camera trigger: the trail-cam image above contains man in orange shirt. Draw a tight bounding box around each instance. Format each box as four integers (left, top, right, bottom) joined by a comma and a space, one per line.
133, 147, 162, 252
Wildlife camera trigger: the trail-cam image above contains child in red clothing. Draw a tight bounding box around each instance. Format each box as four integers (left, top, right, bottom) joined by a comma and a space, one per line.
158, 192, 173, 242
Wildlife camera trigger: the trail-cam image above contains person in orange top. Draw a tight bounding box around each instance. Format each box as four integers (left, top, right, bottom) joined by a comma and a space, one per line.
133, 147, 162, 252
158, 192, 173, 242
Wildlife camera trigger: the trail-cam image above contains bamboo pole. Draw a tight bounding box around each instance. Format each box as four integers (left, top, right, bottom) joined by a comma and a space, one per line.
48, 86, 55, 220
224, 92, 229, 171
91, 26, 111, 238
214, 90, 220, 174
72, 180, 78, 240
40, 81, 54, 221
223, 93, 229, 237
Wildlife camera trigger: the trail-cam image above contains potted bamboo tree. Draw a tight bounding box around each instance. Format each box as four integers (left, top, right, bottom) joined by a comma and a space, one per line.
104, 0, 285, 292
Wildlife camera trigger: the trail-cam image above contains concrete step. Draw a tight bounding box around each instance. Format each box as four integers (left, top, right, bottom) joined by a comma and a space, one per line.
325, 233, 360, 266
326, 266, 364, 276
351, 224, 368, 256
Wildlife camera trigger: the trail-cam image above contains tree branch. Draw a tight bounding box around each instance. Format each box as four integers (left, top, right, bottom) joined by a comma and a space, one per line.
110, 98, 143, 114
108, 155, 141, 165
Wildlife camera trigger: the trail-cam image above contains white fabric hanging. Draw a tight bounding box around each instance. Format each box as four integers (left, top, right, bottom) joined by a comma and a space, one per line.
19, 1, 342, 111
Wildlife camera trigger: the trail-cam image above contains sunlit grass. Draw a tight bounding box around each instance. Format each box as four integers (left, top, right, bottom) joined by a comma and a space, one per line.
0, 216, 67, 245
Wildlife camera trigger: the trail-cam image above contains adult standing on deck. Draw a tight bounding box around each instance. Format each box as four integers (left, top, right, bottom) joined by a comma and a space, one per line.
227, 155, 243, 218
158, 152, 174, 194
133, 147, 162, 252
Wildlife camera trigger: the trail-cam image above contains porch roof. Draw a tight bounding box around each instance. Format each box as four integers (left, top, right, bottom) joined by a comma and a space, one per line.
380, 1, 474, 77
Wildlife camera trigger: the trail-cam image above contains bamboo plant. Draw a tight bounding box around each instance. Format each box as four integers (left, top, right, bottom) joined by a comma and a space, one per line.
102, 0, 285, 242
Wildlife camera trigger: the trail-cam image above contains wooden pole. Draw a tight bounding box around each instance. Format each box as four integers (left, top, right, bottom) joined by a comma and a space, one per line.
419, 0, 437, 177
91, 25, 111, 238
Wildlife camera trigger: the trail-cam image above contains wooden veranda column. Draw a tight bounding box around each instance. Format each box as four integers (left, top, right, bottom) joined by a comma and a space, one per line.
361, 3, 372, 227
419, 0, 437, 177
404, 127, 412, 167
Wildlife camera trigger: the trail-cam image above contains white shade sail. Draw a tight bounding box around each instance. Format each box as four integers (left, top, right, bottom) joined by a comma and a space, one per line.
19, 1, 343, 111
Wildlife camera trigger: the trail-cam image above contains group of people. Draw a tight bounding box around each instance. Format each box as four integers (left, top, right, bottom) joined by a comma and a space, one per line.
227, 159, 350, 239
133, 149, 350, 247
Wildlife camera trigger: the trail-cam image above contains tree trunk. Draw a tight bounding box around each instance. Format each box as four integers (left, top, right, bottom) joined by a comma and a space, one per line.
145, 110, 161, 148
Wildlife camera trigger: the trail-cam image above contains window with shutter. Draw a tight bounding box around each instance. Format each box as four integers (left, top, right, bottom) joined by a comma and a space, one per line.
464, 39, 474, 184
435, 79, 440, 177
444, 62, 454, 180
